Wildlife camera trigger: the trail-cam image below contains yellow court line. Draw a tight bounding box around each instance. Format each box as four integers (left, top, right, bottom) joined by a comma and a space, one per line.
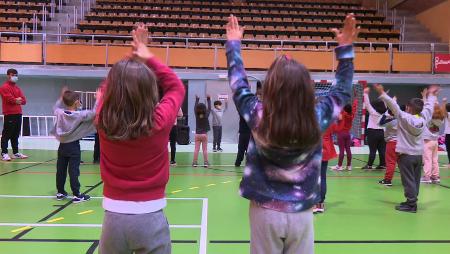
171, 190, 183, 194
205, 184, 216, 187
11, 226, 32, 233
77, 210, 94, 215
46, 217, 64, 223
221, 181, 232, 184
188, 187, 199, 190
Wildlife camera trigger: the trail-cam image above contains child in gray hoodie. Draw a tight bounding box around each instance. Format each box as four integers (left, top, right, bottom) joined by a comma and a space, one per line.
211, 99, 228, 152
375, 84, 437, 213
51, 88, 99, 203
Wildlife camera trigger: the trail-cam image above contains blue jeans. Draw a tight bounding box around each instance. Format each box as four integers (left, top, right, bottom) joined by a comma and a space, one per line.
56, 140, 81, 196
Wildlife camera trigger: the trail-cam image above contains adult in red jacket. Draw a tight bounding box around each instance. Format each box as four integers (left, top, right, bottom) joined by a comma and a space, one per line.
0, 69, 28, 161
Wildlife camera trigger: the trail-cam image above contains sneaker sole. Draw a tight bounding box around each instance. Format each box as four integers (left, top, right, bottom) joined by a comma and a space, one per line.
73, 199, 90, 204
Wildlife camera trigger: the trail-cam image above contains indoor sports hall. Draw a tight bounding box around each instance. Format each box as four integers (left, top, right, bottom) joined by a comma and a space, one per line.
0, 0, 449, 254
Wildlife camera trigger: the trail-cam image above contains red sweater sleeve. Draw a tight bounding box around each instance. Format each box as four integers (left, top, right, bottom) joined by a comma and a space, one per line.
146, 58, 185, 130
1, 87, 18, 105
19, 87, 26, 105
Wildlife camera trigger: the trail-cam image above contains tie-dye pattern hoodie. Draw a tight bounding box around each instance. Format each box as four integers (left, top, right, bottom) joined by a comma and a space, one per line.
226, 40, 354, 213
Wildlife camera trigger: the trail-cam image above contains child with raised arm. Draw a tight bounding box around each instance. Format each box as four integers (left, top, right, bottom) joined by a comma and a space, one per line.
52, 87, 100, 203
98, 24, 185, 254
375, 84, 437, 213
225, 14, 357, 253
211, 98, 228, 152
192, 95, 211, 168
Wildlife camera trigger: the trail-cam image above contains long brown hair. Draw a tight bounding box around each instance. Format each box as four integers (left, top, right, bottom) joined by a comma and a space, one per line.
256, 55, 320, 149
432, 104, 445, 120
98, 59, 159, 140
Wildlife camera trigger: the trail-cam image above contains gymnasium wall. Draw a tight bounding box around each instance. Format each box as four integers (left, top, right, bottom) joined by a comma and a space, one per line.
416, 0, 450, 43
0, 77, 102, 115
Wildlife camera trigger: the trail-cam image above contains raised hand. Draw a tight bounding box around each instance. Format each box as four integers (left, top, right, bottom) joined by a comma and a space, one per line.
373, 84, 385, 95
131, 24, 154, 62
363, 87, 370, 94
226, 15, 244, 41
421, 88, 428, 100
331, 13, 360, 46
95, 87, 103, 101
427, 85, 440, 97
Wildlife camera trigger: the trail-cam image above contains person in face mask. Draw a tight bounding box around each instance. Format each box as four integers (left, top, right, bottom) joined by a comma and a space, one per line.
0, 69, 28, 161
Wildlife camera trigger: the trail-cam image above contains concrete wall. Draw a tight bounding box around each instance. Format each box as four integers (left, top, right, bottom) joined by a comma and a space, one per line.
0, 76, 103, 115
2, 75, 450, 143
416, 0, 450, 43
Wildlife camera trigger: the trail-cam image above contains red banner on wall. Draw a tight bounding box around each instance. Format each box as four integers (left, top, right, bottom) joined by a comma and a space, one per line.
434, 54, 450, 73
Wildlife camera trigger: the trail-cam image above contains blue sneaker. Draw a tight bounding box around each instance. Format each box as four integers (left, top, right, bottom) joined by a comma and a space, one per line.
56, 192, 68, 201
73, 194, 91, 203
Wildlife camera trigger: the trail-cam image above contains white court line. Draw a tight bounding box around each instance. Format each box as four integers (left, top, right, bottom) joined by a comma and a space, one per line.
0, 223, 200, 229
0, 195, 206, 200
199, 198, 208, 254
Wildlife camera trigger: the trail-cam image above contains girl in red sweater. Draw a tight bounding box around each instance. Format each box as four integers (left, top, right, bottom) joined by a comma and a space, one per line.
332, 100, 357, 171
97, 25, 185, 254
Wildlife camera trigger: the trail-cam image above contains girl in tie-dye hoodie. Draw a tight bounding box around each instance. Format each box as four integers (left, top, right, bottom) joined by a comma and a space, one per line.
225, 14, 357, 254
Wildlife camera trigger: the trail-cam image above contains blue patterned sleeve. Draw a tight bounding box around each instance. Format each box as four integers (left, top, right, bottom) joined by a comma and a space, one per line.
315, 45, 354, 132
226, 40, 260, 129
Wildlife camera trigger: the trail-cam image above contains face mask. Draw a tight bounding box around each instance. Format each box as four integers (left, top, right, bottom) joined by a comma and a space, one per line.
10, 76, 18, 83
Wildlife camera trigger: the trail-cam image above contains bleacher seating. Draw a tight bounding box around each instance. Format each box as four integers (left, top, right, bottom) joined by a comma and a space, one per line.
65, 0, 400, 51
0, 0, 58, 41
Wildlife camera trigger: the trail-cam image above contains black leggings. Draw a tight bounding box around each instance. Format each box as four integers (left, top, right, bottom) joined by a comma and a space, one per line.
445, 134, 450, 163
169, 126, 177, 162
1, 114, 22, 154
366, 129, 386, 167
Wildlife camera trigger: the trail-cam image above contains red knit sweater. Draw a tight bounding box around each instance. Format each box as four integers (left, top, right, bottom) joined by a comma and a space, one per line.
0, 81, 26, 115
99, 58, 185, 201
336, 99, 357, 133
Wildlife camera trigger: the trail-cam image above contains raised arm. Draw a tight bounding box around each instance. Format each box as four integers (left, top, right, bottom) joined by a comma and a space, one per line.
225, 15, 259, 128
363, 88, 377, 115
315, 13, 358, 132
131, 24, 185, 129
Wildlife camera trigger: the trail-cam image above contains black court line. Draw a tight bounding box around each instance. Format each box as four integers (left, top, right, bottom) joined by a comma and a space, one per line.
86, 240, 99, 254
208, 166, 244, 174
438, 183, 450, 189
0, 158, 56, 177
11, 181, 103, 240
0, 238, 197, 244
210, 240, 450, 244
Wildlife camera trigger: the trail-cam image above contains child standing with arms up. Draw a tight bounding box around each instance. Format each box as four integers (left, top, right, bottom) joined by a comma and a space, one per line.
226, 14, 357, 253
421, 104, 444, 184
211, 98, 228, 152
378, 104, 401, 187
332, 99, 357, 171
52, 87, 99, 203
98, 24, 185, 253
192, 95, 211, 168
375, 84, 437, 213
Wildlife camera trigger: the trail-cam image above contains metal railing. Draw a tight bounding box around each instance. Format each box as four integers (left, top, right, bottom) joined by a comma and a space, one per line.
0, 31, 449, 72
0, 115, 56, 137
74, 91, 97, 110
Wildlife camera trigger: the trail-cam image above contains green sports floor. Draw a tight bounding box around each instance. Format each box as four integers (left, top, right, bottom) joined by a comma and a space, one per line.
0, 150, 449, 254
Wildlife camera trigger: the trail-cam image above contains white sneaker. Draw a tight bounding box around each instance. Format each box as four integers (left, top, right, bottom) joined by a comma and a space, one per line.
331, 165, 343, 171
346, 166, 352, 171
13, 153, 28, 159
2, 153, 11, 161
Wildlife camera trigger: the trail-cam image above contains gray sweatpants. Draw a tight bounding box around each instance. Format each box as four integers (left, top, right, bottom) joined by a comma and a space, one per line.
99, 210, 171, 254
249, 201, 314, 254
397, 154, 422, 206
